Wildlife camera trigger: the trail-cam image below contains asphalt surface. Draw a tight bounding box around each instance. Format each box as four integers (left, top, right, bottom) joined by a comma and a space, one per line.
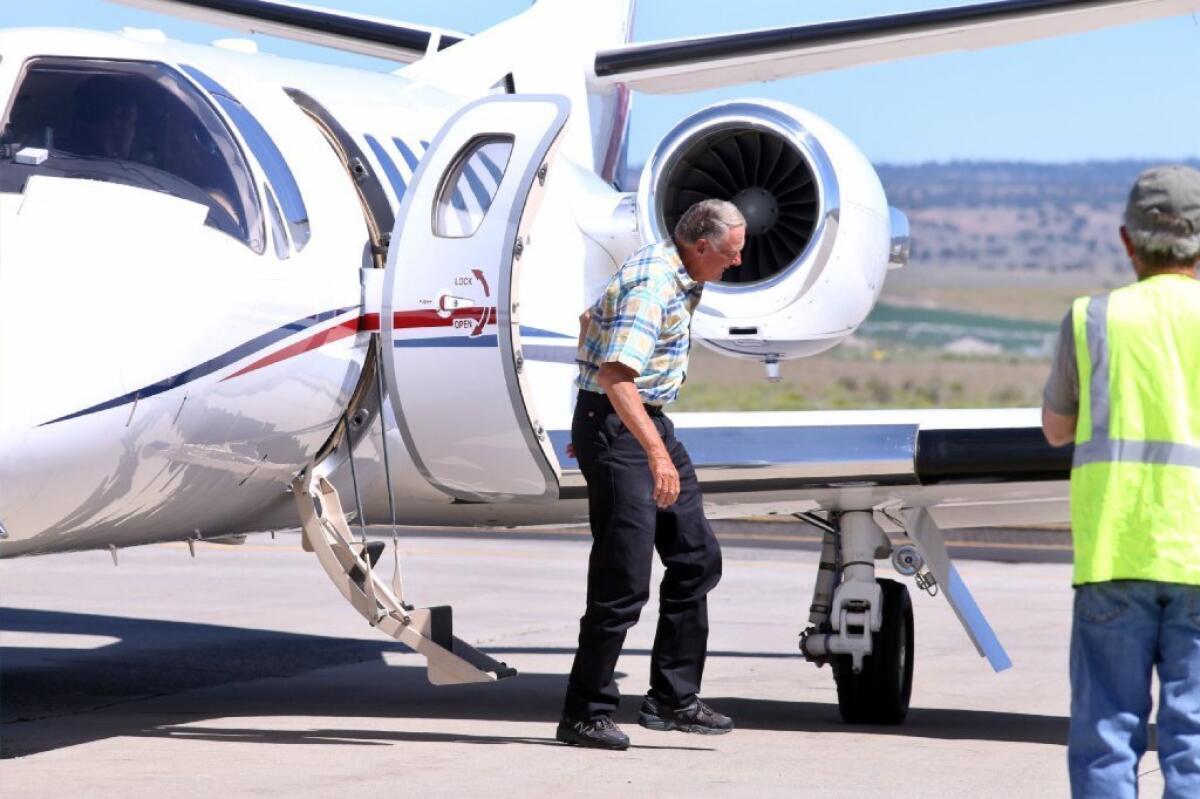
0, 527, 1165, 796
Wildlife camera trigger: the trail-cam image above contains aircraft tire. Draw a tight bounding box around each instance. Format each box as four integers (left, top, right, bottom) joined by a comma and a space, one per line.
833, 578, 914, 724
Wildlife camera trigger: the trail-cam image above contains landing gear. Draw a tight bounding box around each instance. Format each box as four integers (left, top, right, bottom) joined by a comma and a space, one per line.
797, 505, 1013, 725
797, 510, 917, 724
833, 578, 914, 724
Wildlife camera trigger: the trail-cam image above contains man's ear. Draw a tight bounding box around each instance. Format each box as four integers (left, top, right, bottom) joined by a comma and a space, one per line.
693, 238, 709, 255
1119, 226, 1135, 258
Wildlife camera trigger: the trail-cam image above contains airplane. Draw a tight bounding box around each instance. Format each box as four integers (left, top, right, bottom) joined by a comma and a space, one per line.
2, 0, 1192, 724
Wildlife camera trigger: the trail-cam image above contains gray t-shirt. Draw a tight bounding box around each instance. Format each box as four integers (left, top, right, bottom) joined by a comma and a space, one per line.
1043, 311, 1079, 415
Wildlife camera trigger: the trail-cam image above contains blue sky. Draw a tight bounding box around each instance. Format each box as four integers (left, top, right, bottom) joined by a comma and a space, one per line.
6, 1, 1200, 165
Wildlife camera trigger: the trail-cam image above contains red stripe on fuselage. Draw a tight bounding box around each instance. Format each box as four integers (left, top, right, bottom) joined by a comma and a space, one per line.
391, 307, 495, 329
222, 317, 360, 381
222, 307, 498, 381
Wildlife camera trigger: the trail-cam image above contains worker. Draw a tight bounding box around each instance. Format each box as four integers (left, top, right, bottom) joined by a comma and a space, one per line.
1042, 165, 1200, 798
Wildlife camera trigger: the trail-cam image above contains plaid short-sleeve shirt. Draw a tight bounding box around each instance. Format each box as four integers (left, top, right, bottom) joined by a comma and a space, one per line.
576, 241, 703, 406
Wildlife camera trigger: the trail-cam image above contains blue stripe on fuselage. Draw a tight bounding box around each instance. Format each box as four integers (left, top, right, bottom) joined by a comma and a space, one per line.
393, 334, 498, 348
42, 307, 357, 426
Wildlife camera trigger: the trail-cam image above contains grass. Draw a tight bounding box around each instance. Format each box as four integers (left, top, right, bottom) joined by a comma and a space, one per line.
675, 346, 1049, 412
878, 281, 1094, 323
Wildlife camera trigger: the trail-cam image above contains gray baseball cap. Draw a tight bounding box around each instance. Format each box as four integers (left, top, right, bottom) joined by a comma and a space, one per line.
1124, 165, 1200, 236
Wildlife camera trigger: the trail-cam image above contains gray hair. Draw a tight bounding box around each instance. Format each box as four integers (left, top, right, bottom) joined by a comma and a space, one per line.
673, 199, 746, 246
1126, 227, 1200, 269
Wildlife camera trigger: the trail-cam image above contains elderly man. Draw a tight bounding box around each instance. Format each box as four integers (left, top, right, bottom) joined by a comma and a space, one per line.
556, 199, 746, 750
1042, 165, 1200, 798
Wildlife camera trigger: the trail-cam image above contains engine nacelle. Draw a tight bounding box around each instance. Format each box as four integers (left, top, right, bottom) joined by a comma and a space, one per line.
637, 99, 907, 362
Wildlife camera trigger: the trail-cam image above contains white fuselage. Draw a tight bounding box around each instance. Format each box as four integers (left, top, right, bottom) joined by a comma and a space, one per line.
0, 26, 1068, 558
0, 29, 506, 553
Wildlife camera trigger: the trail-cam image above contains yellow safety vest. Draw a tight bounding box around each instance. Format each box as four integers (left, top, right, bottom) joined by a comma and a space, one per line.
1070, 273, 1200, 586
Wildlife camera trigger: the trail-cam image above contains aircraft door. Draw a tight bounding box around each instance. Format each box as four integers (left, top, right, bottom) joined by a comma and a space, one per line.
381, 95, 569, 502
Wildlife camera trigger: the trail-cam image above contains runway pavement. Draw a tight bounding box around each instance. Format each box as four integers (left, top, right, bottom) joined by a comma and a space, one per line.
0, 528, 1165, 796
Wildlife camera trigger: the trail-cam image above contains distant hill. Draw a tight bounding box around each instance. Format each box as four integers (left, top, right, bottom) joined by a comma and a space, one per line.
878, 160, 1200, 283
876, 160, 1200, 208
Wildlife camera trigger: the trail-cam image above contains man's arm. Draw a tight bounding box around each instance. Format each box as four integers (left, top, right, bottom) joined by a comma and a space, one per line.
597, 362, 679, 509
1042, 310, 1079, 447
565, 309, 594, 461
576, 309, 591, 352
1041, 406, 1077, 447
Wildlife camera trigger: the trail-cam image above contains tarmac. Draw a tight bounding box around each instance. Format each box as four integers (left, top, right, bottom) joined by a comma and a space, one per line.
0, 525, 1168, 797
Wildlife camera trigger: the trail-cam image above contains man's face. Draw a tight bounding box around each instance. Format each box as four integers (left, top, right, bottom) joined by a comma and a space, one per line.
687, 225, 746, 283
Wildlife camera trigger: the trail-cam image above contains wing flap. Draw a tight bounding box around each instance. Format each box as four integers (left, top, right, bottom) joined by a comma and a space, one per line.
109, 0, 466, 63
592, 0, 1200, 94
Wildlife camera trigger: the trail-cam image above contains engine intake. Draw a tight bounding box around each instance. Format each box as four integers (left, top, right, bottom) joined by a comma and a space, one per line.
655, 126, 819, 284
637, 100, 898, 363
638, 101, 834, 288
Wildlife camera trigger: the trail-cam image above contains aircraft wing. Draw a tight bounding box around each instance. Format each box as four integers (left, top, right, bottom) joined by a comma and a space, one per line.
108, 1, 1200, 91
545, 407, 1073, 529
108, 0, 467, 62
591, 0, 1200, 94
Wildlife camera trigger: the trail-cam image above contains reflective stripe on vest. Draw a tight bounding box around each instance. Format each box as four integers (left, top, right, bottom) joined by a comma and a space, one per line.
1069, 275, 1200, 586
1073, 292, 1200, 468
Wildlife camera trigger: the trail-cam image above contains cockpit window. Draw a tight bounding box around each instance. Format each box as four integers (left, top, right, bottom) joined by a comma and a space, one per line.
181, 65, 310, 252
0, 58, 265, 253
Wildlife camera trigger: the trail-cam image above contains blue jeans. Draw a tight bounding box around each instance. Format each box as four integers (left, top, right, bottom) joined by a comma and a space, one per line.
1069, 580, 1200, 798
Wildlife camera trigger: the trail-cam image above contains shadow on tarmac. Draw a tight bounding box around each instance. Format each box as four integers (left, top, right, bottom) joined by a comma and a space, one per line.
131, 726, 714, 752
2, 607, 1126, 760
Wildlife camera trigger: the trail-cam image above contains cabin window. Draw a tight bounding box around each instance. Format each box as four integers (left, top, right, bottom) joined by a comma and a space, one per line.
0, 58, 265, 252
181, 65, 311, 252
432, 135, 512, 238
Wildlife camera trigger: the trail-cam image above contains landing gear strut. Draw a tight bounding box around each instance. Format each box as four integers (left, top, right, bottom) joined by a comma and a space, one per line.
798, 510, 915, 724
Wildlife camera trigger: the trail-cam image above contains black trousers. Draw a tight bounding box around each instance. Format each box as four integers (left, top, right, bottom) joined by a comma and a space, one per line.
562, 390, 722, 721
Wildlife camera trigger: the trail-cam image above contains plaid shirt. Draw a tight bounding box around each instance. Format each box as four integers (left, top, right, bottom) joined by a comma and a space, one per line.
576, 241, 703, 406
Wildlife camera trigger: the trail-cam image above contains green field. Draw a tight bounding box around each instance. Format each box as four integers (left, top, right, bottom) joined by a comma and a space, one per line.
677, 293, 1060, 412
858, 302, 1059, 356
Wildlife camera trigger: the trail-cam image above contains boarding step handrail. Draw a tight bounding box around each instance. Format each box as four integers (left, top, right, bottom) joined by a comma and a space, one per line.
292, 472, 516, 685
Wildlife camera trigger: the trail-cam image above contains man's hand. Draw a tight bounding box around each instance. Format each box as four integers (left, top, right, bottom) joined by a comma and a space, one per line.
649, 451, 680, 509
1042, 405, 1078, 447
597, 362, 680, 509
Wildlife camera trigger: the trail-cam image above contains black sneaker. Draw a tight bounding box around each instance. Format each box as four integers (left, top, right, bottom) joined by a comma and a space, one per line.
638, 695, 734, 735
555, 716, 630, 750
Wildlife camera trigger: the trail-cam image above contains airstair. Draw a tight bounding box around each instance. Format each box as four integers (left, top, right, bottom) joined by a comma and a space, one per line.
292, 472, 516, 685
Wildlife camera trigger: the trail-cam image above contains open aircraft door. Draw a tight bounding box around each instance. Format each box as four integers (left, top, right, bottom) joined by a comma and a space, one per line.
381, 95, 570, 502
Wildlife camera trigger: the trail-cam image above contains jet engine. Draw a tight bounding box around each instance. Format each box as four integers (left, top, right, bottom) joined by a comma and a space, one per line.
636, 100, 908, 366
